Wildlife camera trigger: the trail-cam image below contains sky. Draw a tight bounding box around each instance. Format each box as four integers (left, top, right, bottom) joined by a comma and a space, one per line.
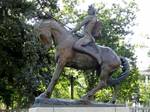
129, 0, 150, 70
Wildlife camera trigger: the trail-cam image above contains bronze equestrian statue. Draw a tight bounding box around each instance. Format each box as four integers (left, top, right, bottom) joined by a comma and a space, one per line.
34, 6, 129, 103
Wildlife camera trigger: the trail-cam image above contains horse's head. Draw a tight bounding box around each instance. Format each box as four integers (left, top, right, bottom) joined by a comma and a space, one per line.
35, 20, 53, 49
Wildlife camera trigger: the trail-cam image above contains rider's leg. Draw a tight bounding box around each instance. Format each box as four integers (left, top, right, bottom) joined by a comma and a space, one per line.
83, 44, 102, 65
73, 38, 102, 65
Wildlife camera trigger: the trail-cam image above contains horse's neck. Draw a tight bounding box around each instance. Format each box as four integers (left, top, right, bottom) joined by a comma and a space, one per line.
50, 20, 73, 45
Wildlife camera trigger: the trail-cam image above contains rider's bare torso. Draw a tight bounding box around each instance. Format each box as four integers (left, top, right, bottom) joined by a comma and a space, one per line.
72, 5, 102, 65
84, 15, 97, 42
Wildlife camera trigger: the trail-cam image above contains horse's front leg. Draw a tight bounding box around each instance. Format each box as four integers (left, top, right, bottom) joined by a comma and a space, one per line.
38, 59, 65, 98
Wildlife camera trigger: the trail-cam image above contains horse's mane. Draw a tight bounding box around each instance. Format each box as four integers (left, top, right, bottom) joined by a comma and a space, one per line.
49, 19, 75, 39
35, 18, 78, 42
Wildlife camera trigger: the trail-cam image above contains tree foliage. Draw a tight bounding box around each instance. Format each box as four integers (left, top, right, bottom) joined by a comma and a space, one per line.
0, 0, 58, 109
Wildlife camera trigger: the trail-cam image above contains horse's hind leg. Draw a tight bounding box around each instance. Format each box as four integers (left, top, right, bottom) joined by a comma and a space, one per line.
81, 65, 111, 100
109, 85, 119, 104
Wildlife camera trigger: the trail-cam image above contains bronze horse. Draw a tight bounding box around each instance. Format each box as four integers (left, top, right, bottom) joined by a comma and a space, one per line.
35, 18, 129, 102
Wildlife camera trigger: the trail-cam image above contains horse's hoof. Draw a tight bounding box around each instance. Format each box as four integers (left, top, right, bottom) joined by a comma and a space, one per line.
108, 100, 116, 104
77, 99, 91, 105
37, 92, 48, 99
81, 95, 93, 101
34, 92, 49, 104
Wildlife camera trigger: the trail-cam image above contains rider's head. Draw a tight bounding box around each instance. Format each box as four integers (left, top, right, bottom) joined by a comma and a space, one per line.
88, 5, 96, 15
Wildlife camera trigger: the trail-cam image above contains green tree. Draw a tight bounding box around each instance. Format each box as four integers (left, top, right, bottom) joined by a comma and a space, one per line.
0, 0, 58, 109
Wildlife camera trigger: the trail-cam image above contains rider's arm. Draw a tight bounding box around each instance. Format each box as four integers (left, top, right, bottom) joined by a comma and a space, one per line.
72, 16, 92, 33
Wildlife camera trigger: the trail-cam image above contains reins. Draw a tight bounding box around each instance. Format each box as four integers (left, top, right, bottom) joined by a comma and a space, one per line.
39, 12, 73, 31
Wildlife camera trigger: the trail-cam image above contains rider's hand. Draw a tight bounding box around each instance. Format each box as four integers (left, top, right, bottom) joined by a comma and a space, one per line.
71, 28, 78, 33
71, 30, 74, 33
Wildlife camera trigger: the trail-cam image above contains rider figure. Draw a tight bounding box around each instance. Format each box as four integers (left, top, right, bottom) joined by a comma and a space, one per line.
71, 5, 102, 65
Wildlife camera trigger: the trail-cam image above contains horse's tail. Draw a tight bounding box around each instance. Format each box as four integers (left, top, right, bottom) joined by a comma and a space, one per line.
107, 57, 130, 86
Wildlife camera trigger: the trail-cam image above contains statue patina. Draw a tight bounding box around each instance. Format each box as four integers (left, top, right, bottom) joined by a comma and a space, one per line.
34, 6, 129, 105
72, 5, 102, 65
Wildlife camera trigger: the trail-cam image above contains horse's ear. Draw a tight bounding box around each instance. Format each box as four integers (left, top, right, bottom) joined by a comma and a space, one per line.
92, 20, 102, 39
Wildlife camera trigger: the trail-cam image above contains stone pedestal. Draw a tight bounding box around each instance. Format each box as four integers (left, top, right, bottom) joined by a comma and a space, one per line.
29, 106, 130, 112
30, 98, 129, 112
